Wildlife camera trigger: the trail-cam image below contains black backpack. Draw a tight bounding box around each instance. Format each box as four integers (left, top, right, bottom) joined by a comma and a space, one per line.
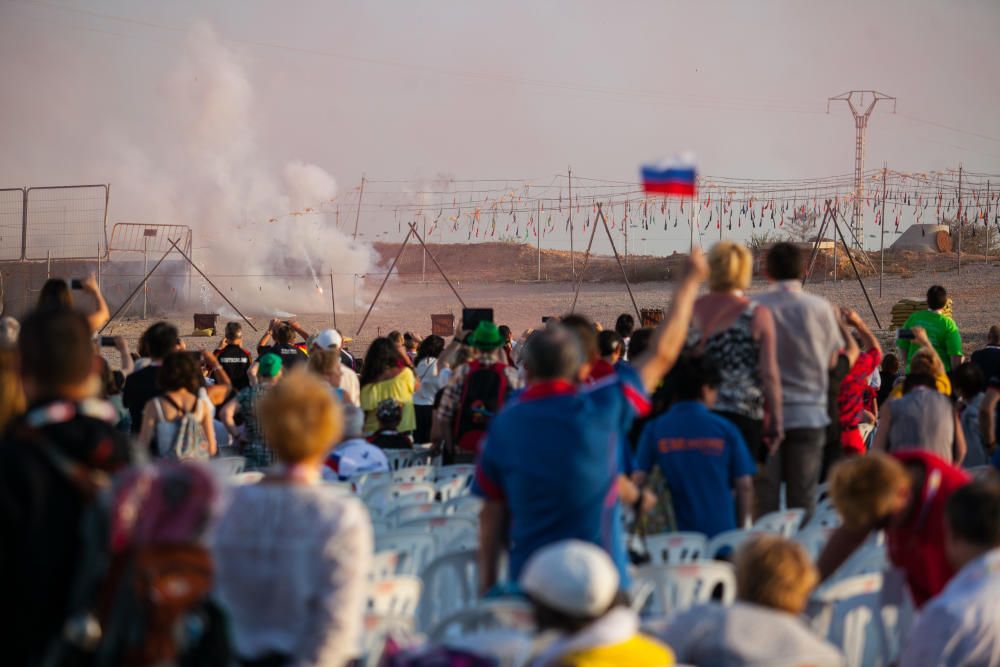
452, 360, 510, 453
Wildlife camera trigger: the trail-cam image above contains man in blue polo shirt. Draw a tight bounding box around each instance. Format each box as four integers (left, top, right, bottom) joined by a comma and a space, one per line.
633, 355, 756, 538
473, 250, 708, 594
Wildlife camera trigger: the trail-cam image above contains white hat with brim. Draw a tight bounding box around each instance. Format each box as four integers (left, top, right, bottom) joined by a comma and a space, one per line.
519, 539, 620, 618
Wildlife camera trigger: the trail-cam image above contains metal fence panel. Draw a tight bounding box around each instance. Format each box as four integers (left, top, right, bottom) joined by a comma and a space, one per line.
0, 188, 25, 260
25, 185, 108, 260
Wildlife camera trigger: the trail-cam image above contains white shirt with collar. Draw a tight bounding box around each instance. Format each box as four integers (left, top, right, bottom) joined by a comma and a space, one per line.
338, 364, 360, 405
899, 548, 1000, 667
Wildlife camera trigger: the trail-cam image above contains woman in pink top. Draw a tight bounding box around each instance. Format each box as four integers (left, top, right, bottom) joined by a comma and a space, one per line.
687, 241, 783, 462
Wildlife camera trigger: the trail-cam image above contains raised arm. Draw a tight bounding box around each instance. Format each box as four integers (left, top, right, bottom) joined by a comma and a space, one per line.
113, 336, 134, 376
632, 249, 708, 394
842, 307, 881, 356
81, 274, 109, 333
911, 326, 946, 377
257, 319, 277, 354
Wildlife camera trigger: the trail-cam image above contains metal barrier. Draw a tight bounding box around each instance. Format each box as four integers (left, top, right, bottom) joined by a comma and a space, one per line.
0, 188, 25, 261
24, 184, 109, 260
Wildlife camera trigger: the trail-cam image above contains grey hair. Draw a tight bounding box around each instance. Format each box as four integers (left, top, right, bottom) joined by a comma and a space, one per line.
521, 326, 583, 382
342, 404, 365, 438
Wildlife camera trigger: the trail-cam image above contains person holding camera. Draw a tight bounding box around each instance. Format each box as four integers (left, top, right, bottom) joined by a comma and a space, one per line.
257, 318, 309, 369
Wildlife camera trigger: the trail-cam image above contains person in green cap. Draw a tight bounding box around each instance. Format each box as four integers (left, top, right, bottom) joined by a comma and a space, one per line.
220, 352, 283, 469
435, 319, 523, 463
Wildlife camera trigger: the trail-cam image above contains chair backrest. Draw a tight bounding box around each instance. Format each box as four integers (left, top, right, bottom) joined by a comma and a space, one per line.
416, 549, 479, 632
384, 450, 414, 471
393, 464, 437, 484
436, 476, 471, 502
645, 532, 708, 564
436, 463, 475, 482
369, 550, 402, 582
230, 471, 264, 485
705, 529, 753, 560
428, 599, 535, 643
384, 502, 447, 527
444, 495, 483, 518
753, 509, 806, 537
810, 572, 888, 667
397, 516, 478, 554
633, 562, 736, 617
353, 470, 392, 493
388, 481, 437, 504
209, 455, 246, 476
375, 531, 438, 577
367, 575, 423, 619
361, 481, 394, 515
802, 498, 842, 531
823, 533, 888, 583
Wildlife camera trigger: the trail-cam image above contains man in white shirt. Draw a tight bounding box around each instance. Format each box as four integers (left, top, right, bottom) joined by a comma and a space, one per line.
312, 328, 360, 405
899, 478, 1000, 666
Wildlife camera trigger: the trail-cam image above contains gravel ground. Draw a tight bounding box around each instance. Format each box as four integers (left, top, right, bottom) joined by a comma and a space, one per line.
99, 260, 1000, 367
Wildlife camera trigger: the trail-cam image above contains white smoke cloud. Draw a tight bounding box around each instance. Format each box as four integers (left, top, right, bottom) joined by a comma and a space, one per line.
110, 22, 372, 316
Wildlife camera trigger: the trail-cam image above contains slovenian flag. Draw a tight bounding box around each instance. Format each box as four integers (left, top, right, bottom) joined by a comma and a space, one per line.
641, 154, 697, 197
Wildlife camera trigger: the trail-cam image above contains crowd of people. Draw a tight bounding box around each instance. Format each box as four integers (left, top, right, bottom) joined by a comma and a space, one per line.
1, 237, 1000, 665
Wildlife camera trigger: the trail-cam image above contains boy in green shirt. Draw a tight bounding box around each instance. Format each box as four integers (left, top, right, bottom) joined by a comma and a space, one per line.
899, 285, 963, 372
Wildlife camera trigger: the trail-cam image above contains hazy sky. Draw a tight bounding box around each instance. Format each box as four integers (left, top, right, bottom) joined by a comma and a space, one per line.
3, 0, 1000, 256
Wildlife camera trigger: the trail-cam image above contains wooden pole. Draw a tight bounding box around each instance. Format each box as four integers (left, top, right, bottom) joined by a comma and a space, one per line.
568, 167, 574, 278
329, 271, 337, 330
831, 206, 883, 329
536, 199, 541, 281
570, 201, 605, 313
165, 238, 257, 332
352, 174, 366, 241
408, 223, 467, 308
356, 228, 413, 336
879, 164, 887, 297
597, 204, 642, 321
957, 164, 963, 275
986, 181, 991, 265
98, 242, 176, 334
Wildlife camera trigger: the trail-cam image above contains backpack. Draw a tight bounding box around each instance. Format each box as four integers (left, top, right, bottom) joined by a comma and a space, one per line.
44, 460, 228, 667
154, 395, 210, 461
452, 360, 510, 453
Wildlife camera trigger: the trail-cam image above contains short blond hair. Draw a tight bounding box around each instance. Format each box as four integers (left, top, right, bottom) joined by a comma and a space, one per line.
735, 534, 818, 613
259, 370, 342, 463
308, 347, 340, 375
830, 452, 910, 530
708, 241, 753, 292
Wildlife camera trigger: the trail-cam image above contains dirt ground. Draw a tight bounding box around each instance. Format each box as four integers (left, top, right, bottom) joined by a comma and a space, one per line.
100, 257, 1000, 367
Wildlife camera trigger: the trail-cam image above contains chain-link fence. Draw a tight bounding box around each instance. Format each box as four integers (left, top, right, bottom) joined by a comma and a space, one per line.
24, 185, 108, 260
0, 189, 24, 261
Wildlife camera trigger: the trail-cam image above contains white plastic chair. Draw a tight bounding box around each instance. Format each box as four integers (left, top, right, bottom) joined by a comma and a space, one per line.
353, 470, 392, 493
367, 575, 423, 620
375, 531, 438, 577
387, 481, 437, 505
384, 450, 415, 471
632, 561, 737, 617
429, 599, 535, 643
397, 516, 478, 554
444, 495, 483, 518
810, 572, 889, 667
705, 529, 753, 559
210, 455, 246, 476
384, 502, 447, 527
803, 498, 842, 531
393, 464, 437, 484
436, 476, 470, 502
416, 549, 479, 632
823, 533, 888, 584
752, 509, 805, 537
435, 463, 475, 484
230, 471, 264, 485
814, 481, 831, 506
644, 532, 708, 564
369, 550, 402, 582
360, 614, 420, 667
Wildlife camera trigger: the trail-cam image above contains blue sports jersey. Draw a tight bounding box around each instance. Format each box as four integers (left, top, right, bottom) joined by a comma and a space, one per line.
473, 365, 650, 586
635, 401, 756, 537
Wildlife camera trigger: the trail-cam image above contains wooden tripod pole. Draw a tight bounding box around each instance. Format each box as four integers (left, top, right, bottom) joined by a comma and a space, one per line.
356, 227, 413, 336
408, 223, 467, 308
570, 202, 605, 313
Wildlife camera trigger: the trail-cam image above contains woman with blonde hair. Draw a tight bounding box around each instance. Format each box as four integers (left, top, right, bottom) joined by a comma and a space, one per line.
212, 370, 373, 666
656, 534, 844, 665
687, 241, 783, 461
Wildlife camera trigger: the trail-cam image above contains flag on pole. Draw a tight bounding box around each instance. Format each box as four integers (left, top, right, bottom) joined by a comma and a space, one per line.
641, 154, 697, 197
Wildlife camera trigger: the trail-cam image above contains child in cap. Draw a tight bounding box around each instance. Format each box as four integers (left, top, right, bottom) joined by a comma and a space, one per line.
367, 398, 413, 450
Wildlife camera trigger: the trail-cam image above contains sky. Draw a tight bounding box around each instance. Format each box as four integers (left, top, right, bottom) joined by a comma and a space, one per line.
2, 0, 1000, 262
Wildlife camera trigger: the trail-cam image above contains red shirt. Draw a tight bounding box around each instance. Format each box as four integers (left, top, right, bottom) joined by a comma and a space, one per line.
838, 348, 882, 454
588, 359, 617, 382
887, 450, 971, 607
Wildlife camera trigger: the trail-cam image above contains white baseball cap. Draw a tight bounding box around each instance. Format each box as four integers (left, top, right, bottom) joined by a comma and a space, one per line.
519, 540, 619, 617
312, 329, 343, 350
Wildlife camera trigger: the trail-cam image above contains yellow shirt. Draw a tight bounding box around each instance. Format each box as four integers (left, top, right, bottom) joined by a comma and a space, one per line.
360, 367, 417, 434
561, 635, 675, 667
888, 372, 951, 401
